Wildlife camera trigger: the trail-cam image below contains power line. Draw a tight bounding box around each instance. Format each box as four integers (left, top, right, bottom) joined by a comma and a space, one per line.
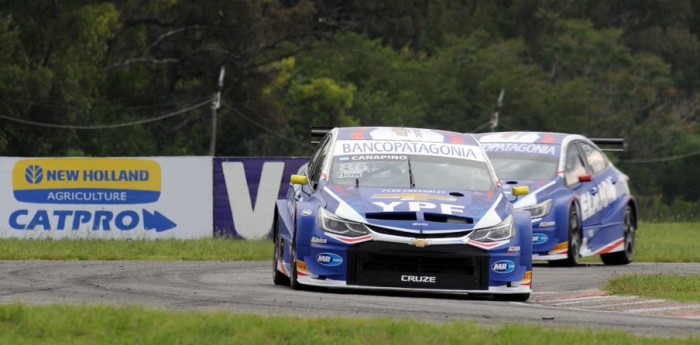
221, 101, 315, 149
0, 99, 212, 129
620, 149, 700, 163
0, 97, 205, 111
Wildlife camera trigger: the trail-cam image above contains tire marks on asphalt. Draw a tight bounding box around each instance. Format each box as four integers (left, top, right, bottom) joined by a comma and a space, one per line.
532, 289, 700, 319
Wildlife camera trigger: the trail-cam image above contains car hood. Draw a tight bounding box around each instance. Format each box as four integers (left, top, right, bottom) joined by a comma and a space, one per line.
321, 185, 509, 231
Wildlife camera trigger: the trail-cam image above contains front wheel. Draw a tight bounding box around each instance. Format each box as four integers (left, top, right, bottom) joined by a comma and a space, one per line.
601, 206, 635, 265
289, 244, 306, 290
272, 220, 289, 286
549, 206, 581, 267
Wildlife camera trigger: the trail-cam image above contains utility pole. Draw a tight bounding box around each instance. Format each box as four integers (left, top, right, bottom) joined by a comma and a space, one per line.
490, 88, 504, 132
209, 65, 226, 156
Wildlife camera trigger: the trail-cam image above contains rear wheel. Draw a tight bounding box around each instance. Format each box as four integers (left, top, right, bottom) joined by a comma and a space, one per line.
549, 206, 581, 267
601, 206, 635, 265
272, 218, 289, 286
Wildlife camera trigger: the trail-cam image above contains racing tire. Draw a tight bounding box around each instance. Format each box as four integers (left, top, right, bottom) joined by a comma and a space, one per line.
601, 206, 635, 265
289, 242, 307, 291
493, 293, 530, 302
549, 206, 581, 267
272, 218, 290, 286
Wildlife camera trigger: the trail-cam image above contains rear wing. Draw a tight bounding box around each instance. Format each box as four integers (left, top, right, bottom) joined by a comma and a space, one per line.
590, 138, 626, 152
310, 127, 332, 144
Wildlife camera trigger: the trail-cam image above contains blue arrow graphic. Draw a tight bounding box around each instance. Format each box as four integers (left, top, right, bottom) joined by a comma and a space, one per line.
142, 209, 177, 232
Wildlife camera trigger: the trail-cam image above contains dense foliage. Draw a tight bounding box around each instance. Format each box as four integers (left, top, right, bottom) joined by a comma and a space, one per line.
1, 1, 698, 216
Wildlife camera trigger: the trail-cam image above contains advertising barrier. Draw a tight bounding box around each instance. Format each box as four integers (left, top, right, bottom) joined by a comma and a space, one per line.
214, 158, 307, 239
0, 157, 213, 239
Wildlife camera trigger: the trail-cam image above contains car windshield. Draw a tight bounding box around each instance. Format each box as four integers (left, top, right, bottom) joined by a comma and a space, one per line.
488, 154, 558, 181
330, 155, 494, 192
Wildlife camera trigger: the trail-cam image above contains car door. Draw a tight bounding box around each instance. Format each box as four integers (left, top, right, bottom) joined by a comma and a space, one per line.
563, 141, 599, 230
578, 141, 618, 232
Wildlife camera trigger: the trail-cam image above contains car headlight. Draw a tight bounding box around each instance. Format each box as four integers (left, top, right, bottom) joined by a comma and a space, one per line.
318, 208, 370, 237
518, 199, 553, 219
469, 215, 514, 242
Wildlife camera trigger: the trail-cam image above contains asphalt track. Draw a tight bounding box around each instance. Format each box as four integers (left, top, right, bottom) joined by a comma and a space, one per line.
0, 261, 698, 338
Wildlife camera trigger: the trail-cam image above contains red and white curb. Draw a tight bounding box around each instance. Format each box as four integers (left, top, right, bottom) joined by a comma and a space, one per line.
531, 289, 700, 319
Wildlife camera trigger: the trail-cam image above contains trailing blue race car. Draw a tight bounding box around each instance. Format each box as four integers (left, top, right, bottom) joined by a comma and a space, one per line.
273, 127, 534, 301
475, 132, 637, 266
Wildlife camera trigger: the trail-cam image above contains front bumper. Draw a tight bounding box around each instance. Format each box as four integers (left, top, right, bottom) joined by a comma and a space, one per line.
298, 240, 531, 294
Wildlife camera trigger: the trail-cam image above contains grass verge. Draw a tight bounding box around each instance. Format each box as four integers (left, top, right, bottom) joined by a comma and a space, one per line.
634, 223, 700, 262
0, 238, 272, 261
606, 274, 700, 303
0, 304, 697, 345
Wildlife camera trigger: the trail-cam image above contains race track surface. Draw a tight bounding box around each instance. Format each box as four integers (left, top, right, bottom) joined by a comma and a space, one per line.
0, 261, 698, 338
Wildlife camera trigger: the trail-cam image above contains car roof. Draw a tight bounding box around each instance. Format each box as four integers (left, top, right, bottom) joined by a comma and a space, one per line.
473, 131, 583, 146
335, 127, 480, 145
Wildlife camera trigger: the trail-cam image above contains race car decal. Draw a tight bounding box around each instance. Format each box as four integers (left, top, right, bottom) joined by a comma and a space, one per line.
579, 176, 619, 221
466, 238, 510, 250
580, 237, 625, 256
334, 140, 484, 162
472, 194, 504, 228
322, 187, 366, 223
549, 242, 568, 255
324, 232, 373, 244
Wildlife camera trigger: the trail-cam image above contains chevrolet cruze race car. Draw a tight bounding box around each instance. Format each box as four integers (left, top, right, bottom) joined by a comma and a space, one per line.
475, 132, 637, 266
273, 127, 533, 301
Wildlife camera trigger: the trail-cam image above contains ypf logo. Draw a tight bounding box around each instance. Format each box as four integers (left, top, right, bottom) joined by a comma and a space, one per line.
25, 165, 44, 184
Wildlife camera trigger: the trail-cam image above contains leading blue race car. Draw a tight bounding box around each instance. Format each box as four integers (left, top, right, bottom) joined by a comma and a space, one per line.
273, 127, 533, 301
475, 132, 637, 266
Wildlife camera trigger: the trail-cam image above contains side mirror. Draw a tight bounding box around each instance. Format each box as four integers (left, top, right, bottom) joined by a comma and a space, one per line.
578, 175, 592, 183
290, 174, 308, 185
512, 186, 529, 196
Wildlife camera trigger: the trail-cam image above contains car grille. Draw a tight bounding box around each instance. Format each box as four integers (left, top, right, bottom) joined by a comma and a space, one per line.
366, 224, 472, 239
346, 242, 489, 290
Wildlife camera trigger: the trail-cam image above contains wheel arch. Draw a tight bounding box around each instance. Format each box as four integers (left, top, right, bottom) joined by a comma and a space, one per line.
627, 197, 639, 229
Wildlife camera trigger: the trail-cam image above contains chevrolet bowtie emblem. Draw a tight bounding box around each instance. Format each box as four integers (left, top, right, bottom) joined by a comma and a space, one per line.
410, 239, 430, 248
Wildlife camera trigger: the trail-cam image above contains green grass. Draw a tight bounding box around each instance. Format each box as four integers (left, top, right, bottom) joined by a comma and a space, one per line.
0, 238, 272, 261
0, 222, 697, 262
634, 223, 700, 262
0, 304, 697, 345
606, 274, 700, 303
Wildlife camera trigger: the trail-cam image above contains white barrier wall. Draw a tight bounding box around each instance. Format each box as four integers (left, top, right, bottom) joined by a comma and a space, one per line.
0, 157, 212, 239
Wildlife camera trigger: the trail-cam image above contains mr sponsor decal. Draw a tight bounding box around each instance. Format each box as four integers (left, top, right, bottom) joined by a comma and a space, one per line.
316, 252, 343, 266
491, 260, 516, 274
533, 233, 548, 245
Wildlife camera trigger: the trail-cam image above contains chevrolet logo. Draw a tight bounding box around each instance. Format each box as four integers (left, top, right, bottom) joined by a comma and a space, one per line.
410, 239, 431, 248
371, 193, 457, 202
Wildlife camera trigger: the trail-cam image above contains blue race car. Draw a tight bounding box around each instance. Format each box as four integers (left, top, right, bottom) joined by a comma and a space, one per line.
475, 132, 637, 266
273, 127, 533, 301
